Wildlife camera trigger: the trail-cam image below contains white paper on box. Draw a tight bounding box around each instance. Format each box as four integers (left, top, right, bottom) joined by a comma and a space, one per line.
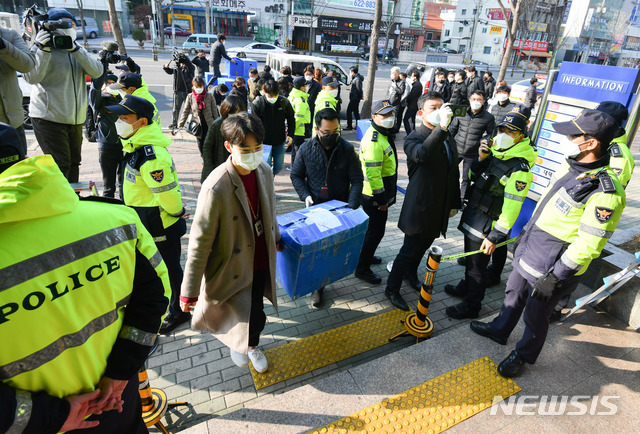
304, 208, 341, 232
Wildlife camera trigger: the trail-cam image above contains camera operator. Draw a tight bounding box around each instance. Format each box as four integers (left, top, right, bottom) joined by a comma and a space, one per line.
164, 52, 195, 130
0, 24, 35, 153
24, 7, 103, 183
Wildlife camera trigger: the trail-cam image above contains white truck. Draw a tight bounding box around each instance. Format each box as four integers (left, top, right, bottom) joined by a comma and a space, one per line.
266, 53, 352, 85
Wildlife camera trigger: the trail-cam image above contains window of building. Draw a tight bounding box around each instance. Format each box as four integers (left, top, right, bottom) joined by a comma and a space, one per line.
473, 9, 477, 15
482, 27, 487, 34
445, 29, 450, 36
427, 32, 433, 40
461, 9, 467, 15
483, 46, 491, 54
459, 27, 463, 33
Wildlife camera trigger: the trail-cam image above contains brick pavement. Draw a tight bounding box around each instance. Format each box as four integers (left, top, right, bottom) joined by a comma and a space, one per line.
22, 127, 639, 432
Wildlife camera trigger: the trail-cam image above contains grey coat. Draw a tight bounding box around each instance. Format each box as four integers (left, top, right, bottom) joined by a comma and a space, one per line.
0, 27, 35, 128
177, 91, 219, 136
24, 43, 103, 125
181, 158, 280, 354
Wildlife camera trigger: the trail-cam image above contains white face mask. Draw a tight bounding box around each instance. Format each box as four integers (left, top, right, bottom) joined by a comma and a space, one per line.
305, 75, 313, 82
194, 87, 204, 94
561, 137, 588, 158
390, 74, 396, 80
115, 118, 140, 138
328, 88, 339, 98
118, 89, 127, 97
470, 101, 483, 111
106, 87, 120, 96
378, 116, 395, 129
497, 93, 509, 103
266, 95, 278, 104
58, 27, 76, 41
493, 133, 516, 150
426, 110, 441, 127
233, 148, 262, 171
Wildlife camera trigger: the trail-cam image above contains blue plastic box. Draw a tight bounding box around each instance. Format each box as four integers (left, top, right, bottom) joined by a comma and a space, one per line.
276, 200, 369, 299
357, 119, 372, 140
205, 74, 236, 90
225, 57, 258, 79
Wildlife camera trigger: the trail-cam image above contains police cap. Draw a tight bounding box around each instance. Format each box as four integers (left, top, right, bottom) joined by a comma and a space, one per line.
106, 95, 154, 122
0, 123, 26, 173
321, 76, 341, 87
109, 72, 142, 90
552, 109, 621, 145
372, 100, 395, 116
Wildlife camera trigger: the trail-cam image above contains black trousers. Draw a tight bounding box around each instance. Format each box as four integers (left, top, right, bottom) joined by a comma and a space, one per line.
290, 135, 305, 167
387, 232, 436, 293
394, 105, 405, 133
346, 99, 360, 128
356, 197, 388, 274
212, 63, 222, 81
459, 155, 476, 201
32, 118, 83, 183
197, 120, 209, 157
490, 244, 508, 276
172, 90, 188, 127
463, 236, 491, 311
403, 108, 418, 134
98, 147, 124, 198
156, 219, 187, 318
67, 373, 147, 434
249, 270, 267, 347
489, 268, 579, 364
15, 124, 27, 155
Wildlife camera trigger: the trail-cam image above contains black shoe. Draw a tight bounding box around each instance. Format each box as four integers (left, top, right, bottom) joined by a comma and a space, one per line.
403, 274, 422, 291
384, 289, 409, 311
446, 302, 480, 319
444, 281, 468, 298
485, 265, 501, 287
310, 288, 324, 308
549, 310, 562, 323
344, 126, 354, 131
457, 256, 467, 266
371, 255, 382, 265
355, 269, 382, 285
497, 350, 526, 377
159, 313, 191, 334
470, 321, 507, 345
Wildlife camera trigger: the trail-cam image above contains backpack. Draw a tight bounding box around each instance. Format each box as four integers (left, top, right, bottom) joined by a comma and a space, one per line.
84, 102, 98, 143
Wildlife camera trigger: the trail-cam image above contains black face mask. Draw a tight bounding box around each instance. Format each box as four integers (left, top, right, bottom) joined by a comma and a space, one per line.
318, 132, 340, 148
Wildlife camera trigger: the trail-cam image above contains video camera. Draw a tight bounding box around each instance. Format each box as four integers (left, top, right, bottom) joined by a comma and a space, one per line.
99, 41, 128, 64
171, 47, 189, 66
23, 4, 74, 50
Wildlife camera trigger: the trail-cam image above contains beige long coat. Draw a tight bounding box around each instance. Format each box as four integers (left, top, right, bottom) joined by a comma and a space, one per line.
177, 92, 219, 136
181, 157, 280, 353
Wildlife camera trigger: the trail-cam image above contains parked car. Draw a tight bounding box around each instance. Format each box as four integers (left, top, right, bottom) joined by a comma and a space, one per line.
226, 42, 285, 61
361, 48, 394, 63
510, 75, 547, 105
182, 33, 217, 54
405, 62, 435, 94
75, 17, 99, 39
164, 27, 192, 37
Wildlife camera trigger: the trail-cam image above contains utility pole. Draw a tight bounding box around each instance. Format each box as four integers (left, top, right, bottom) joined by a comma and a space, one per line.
150, 0, 158, 60
465, 0, 483, 64
308, 0, 314, 54
206, 0, 212, 35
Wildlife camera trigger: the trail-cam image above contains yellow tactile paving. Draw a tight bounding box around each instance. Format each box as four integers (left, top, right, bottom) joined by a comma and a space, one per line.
309, 357, 521, 433
250, 309, 407, 389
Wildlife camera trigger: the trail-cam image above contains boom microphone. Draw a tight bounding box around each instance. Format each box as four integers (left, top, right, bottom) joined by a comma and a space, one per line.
101, 40, 119, 51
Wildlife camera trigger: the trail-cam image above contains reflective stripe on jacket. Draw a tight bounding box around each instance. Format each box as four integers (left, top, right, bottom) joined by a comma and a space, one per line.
360, 126, 397, 204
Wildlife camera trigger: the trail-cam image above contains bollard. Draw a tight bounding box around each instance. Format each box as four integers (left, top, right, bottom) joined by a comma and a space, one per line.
152, 45, 158, 61
138, 367, 189, 434
389, 246, 442, 343
356, 57, 359, 68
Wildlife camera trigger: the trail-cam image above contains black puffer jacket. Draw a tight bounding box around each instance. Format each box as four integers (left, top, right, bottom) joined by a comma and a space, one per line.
251, 94, 295, 145
290, 136, 364, 209
488, 100, 515, 134
449, 81, 468, 106
466, 74, 485, 96
484, 77, 496, 98
448, 106, 496, 158
432, 80, 451, 102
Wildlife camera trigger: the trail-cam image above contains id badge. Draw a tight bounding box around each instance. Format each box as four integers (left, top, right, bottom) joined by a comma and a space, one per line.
254, 219, 264, 237
320, 185, 329, 201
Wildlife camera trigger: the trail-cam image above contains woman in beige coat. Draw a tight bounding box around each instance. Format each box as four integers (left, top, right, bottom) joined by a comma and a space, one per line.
178, 76, 219, 156
180, 113, 279, 373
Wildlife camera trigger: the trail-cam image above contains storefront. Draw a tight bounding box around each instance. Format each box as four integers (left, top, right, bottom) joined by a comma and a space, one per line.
511, 39, 552, 68
400, 29, 425, 52
162, 5, 250, 36
315, 16, 400, 55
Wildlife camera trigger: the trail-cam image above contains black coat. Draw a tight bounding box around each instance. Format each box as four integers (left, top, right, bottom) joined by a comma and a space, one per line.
350, 73, 364, 101
290, 136, 364, 209
449, 107, 496, 158
388, 78, 406, 107
250, 94, 295, 145
449, 81, 468, 106
484, 77, 496, 98
405, 81, 422, 113
191, 55, 210, 76
488, 100, 515, 134
398, 124, 461, 238
432, 80, 451, 103
466, 74, 485, 96
229, 85, 248, 104
525, 84, 538, 109
209, 40, 232, 65
163, 60, 195, 93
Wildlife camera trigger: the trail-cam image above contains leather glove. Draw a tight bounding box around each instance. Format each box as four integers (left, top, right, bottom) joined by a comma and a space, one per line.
531, 272, 561, 303
126, 57, 140, 74
305, 196, 314, 208
34, 29, 52, 52
439, 105, 454, 129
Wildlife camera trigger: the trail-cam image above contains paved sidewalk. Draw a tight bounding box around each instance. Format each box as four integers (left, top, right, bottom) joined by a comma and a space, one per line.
23, 126, 640, 433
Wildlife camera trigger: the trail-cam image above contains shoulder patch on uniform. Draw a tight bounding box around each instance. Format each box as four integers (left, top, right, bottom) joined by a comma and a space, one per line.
150, 170, 164, 183
595, 206, 614, 223
515, 180, 527, 192
325, 101, 330, 107
598, 172, 616, 193
610, 144, 622, 157
143, 145, 156, 159
372, 131, 379, 141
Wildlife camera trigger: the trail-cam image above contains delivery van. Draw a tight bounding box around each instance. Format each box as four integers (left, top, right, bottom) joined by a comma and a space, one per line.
266, 53, 351, 85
